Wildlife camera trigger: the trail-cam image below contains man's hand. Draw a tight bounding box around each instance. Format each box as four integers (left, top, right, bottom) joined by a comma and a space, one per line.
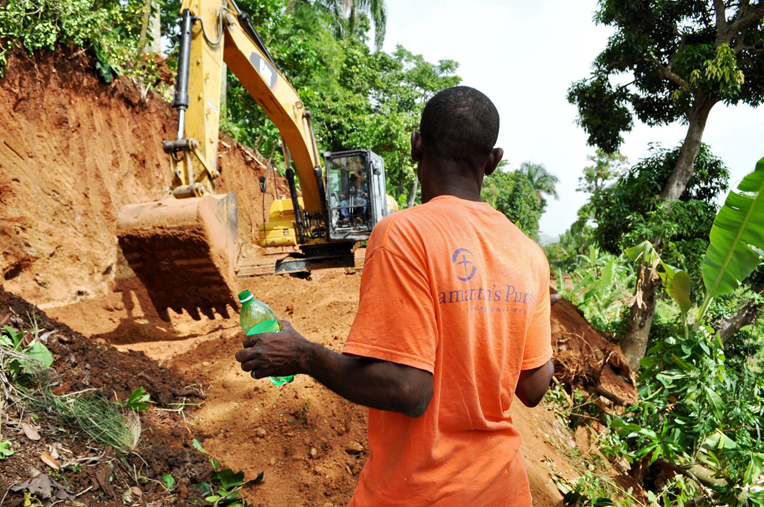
550, 293, 562, 306
236, 320, 309, 379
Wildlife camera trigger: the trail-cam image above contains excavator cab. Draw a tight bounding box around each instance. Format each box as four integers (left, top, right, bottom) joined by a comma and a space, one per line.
325, 150, 389, 242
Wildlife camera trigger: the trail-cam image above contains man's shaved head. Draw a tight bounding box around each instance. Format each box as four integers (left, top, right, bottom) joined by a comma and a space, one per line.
419, 86, 500, 169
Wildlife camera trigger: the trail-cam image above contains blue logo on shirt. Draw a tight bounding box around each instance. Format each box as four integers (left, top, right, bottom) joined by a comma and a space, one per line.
452, 248, 477, 281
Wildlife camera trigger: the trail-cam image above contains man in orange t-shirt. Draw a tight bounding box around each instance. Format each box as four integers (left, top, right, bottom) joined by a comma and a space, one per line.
236, 86, 555, 506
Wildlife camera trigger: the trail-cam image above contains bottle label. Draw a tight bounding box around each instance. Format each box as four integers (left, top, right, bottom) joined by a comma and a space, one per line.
246, 319, 280, 335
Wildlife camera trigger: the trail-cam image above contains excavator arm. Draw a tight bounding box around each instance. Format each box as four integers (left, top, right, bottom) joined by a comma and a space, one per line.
117, 0, 390, 320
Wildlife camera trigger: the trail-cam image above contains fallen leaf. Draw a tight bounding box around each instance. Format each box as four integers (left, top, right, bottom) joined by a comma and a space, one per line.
0, 309, 11, 327
96, 464, 115, 498
131, 486, 142, 498
40, 451, 61, 470
21, 422, 41, 441
11, 474, 52, 499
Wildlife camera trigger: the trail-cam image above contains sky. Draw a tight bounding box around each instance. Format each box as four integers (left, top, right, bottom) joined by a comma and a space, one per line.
378, 0, 762, 238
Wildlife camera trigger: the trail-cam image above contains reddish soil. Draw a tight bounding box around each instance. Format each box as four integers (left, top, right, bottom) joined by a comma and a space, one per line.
0, 47, 636, 506
0, 46, 288, 307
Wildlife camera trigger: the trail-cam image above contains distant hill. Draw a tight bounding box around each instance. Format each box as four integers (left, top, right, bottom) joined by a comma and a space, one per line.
538, 233, 560, 246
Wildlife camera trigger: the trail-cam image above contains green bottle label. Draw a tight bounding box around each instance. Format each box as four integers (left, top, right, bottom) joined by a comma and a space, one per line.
244, 318, 295, 386
246, 319, 280, 335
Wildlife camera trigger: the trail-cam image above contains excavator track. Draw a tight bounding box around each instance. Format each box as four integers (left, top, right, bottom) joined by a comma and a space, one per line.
237, 247, 366, 279
117, 193, 239, 320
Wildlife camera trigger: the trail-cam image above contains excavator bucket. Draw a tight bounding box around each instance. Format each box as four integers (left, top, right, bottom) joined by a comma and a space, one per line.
117, 193, 239, 321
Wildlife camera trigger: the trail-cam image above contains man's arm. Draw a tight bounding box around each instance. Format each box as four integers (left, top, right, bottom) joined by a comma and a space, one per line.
515, 359, 554, 408
235, 320, 434, 418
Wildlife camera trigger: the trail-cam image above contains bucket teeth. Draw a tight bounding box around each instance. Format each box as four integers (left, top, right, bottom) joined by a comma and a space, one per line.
117, 193, 239, 321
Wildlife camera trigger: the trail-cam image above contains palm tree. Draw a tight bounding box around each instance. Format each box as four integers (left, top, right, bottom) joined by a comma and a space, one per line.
317, 0, 388, 51
518, 161, 559, 200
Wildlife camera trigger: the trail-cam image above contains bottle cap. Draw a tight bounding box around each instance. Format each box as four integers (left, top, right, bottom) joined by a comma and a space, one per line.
238, 290, 254, 304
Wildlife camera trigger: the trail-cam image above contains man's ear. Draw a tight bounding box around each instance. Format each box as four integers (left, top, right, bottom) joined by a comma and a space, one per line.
484, 148, 504, 176
411, 131, 422, 162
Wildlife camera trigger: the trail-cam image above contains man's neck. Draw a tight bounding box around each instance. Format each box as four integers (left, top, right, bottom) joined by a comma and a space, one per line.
421, 160, 483, 204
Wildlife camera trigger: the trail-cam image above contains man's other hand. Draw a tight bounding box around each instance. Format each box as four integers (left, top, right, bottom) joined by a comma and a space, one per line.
550, 293, 562, 305
235, 319, 308, 379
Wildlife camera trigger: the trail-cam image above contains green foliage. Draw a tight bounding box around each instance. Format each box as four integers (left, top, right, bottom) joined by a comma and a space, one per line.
546, 151, 627, 272
578, 150, 628, 196
481, 163, 545, 240
567, 0, 764, 154
558, 246, 633, 333
0, 0, 150, 81
122, 386, 151, 411
221, 1, 460, 205
16, 384, 142, 459
556, 158, 764, 507
0, 440, 14, 459
700, 156, 764, 311
1, 324, 54, 384
162, 473, 175, 490
192, 438, 263, 507
618, 328, 764, 506
544, 221, 598, 273
590, 143, 728, 287
567, 76, 633, 154
517, 161, 559, 200
562, 471, 620, 507
316, 0, 388, 51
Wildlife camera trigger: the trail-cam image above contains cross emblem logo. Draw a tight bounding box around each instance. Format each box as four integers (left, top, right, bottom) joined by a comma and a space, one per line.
452, 248, 476, 282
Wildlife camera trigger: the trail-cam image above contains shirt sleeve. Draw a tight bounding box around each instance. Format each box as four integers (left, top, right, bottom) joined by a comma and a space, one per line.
343, 246, 439, 374
520, 258, 553, 370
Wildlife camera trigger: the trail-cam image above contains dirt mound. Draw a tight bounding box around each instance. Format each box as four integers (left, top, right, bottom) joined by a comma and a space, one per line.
0, 46, 289, 311
0, 287, 214, 507
550, 294, 637, 406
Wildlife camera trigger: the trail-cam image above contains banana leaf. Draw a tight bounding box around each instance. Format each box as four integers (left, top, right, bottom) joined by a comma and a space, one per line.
699, 157, 764, 319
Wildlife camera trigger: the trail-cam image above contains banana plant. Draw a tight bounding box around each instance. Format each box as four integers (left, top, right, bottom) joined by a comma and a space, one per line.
625, 157, 764, 338
695, 156, 764, 332
624, 241, 692, 338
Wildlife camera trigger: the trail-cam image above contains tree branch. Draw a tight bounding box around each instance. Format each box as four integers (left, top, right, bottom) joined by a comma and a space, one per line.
713, 0, 729, 34
653, 60, 691, 89
714, 299, 762, 343
721, 3, 764, 45
594, 385, 628, 406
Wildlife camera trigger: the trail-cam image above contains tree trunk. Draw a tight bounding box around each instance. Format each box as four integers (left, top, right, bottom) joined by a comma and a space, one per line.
714, 299, 762, 345
138, 0, 161, 54
659, 98, 717, 201
348, 4, 356, 35
621, 261, 662, 372
622, 96, 717, 368
138, 0, 152, 52
406, 178, 418, 208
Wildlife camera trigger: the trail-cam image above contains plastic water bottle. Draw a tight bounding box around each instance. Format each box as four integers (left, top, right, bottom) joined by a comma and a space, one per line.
238, 290, 295, 386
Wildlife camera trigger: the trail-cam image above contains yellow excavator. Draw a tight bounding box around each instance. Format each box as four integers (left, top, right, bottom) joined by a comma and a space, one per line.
116, 0, 396, 320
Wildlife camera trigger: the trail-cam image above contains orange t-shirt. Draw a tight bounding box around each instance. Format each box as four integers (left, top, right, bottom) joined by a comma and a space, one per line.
343, 195, 552, 507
